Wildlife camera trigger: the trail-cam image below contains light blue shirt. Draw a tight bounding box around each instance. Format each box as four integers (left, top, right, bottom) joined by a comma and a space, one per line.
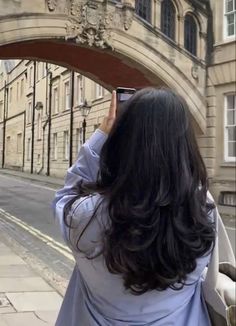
53, 129, 212, 326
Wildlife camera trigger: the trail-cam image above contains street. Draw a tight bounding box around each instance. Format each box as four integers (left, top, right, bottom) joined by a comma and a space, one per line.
0, 172, 235, 294
0, 173, 74, 294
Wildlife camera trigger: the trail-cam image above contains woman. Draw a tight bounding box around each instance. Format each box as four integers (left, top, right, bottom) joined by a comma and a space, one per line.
53, 88, 215, 325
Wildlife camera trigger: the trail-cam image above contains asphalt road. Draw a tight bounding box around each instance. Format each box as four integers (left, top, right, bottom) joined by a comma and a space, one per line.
0, 173, 235, 291
0, 174, 75, 292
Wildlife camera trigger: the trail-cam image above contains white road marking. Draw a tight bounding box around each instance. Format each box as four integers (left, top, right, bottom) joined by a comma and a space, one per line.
0, 208, 74, 262
0, 174, 59, 192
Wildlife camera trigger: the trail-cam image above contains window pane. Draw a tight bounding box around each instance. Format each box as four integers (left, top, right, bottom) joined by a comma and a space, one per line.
228, 126, 236, 141
135, 0, 151, 22
227, 110, 235, 125
184, 15, 197, 55
227, 94, 235, 110
228, 141, 236, 157
226, 0, 234, 13
161, 0, 176, 40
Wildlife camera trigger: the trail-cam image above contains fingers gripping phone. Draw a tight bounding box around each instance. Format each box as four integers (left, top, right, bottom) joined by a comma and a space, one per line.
116, 87, 136, 106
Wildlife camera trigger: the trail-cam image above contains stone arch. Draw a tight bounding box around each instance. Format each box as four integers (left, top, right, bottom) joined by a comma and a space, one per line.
0, 1, 207, 133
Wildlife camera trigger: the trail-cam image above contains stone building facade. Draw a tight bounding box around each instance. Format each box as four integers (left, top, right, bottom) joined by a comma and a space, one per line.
0, 0, 235, 218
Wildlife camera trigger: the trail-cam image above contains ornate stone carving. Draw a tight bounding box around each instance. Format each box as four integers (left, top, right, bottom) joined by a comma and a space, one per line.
46, 0, 134, 49
47, 0, 58, 11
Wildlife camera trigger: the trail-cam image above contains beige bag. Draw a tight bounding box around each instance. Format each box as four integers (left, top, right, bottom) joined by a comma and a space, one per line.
202, 207, 236, 326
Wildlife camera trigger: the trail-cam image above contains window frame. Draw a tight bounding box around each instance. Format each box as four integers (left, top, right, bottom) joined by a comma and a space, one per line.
63, 130, 69, 160
224, 93, 236, 162
184, 13, 198, 57
52, 86, 59, 114
64, 80, 70, 110
27, 138, 31, 161
161, 0, 176, 41
224, 0, 236, 39
52, 133, 58, 160
17, 133, 23, 154
135, 0, 152, 23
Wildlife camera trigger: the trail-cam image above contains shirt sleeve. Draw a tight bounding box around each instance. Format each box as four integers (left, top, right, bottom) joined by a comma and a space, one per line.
52, 129, 108, 244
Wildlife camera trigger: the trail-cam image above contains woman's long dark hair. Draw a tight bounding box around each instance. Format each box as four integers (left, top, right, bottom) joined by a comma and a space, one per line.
70, 88, 215, 294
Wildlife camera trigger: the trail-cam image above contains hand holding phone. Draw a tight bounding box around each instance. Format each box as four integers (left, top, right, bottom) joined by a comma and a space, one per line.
99, 91, 117, 135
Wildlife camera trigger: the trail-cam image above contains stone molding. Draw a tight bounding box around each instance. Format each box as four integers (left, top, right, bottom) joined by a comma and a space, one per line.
46, 0, 135, 49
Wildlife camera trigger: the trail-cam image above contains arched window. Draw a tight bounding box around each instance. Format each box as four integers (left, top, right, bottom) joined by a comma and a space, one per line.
184, 14, 197, 56
161, 0, 176, 40
135, 0, 151, 23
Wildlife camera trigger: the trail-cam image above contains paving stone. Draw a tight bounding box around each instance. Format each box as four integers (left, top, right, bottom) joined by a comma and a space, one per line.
0, 277, 53, 292
0, 265, 36, 278
0, 255, 26, 265
0, 312, 54, 326
6, 291, 62, 312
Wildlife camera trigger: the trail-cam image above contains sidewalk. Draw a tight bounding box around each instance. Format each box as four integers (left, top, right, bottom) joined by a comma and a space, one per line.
0, 240, 62, 326
0, 168, 64, 189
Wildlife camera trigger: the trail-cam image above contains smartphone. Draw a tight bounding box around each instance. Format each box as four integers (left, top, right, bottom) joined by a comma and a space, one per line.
116, 87, 136, 104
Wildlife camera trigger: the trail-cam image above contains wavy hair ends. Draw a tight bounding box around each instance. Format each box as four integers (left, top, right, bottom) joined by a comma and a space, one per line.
76, 87, 215, 294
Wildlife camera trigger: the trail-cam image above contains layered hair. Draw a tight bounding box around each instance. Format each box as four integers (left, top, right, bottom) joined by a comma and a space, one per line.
69, 88, 215, 294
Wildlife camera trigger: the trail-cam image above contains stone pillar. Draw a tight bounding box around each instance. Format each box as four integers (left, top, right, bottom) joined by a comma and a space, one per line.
154, 0, 162, 29
178, 15, 184, 47
199, 32, 207, 61
197, 78, 217, 179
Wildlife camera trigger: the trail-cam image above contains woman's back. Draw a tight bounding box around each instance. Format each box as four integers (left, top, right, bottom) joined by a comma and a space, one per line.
53, 88, 215, 325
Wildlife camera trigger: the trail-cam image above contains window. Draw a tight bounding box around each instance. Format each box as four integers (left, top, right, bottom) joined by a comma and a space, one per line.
17, 82, 19, 100
64, 81, 70, 110
17, 133, 22, 153
184, 14, 197, 56
224, 0, 236, 37
6, 136, 11, 154
161, 0, 176, 40
29, 66, 33, 87
53, 133, 58, 160
76, 75, 84, 105
95, 84, 103, 99
135, 0, 151, 22
63, 131, 69, 160
37, 112, 42, 140
0, 102, 3, 121
27, 138, 31, 161
20, 79, 24, 97
225, 94, 236, 161
36, 62, 41, 81
0, 73, 3, 89
9, 87, 13, 103
42, 62, 47, 78
27, 101, 32, 124
52, 87, 59, 114
76, 128, 83, 151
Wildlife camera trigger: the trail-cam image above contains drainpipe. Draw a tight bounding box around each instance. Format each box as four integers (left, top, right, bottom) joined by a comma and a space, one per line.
69, 71, 75, 167
2, 81, 8, 168
46, 70, 53, 176
22, 111, 26, 171
30, 61, 36, 174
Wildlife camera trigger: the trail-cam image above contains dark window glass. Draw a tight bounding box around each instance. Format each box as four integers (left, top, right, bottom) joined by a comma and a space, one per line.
184, 14, 197, 56
135, 0, 151, 23
161, 0, 176, 40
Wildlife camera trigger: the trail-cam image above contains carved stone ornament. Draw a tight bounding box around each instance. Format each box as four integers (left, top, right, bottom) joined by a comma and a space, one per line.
46, 0, 135, 49
47, 0, 58, 11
